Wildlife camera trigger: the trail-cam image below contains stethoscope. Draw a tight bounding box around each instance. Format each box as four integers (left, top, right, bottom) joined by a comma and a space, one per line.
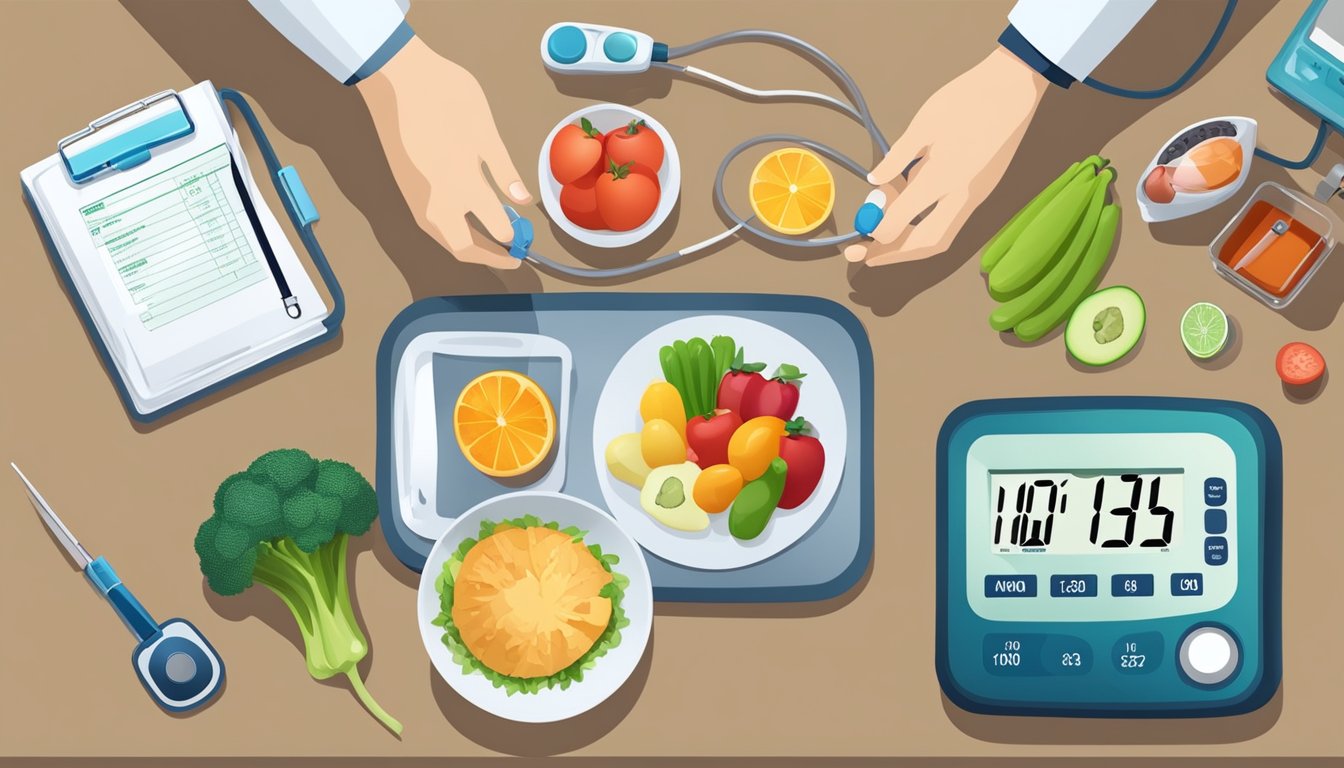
507, 2, 1315, 280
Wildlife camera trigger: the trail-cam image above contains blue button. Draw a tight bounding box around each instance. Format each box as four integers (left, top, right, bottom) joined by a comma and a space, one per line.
547, 25, 588, 65
1049, 574, 1097, 597
1111, 573, 1154, 597
1205, 508, 1227, 534
602, 32, 638, 63
1041, 634, 1092, 675
984, 634, 1046, 676
1204, 477, 1227, 506
985, 574, 1037, 597
1205, 536, 1229, 566
1172, 572, 1204, 596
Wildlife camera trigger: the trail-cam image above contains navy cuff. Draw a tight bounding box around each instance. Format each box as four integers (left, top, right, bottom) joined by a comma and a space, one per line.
344, 19, 415, 86
998, 24, 1074, 89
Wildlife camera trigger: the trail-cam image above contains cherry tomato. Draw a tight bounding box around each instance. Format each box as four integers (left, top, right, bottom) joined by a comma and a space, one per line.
717, 355, 767, 413
559, 168, 605, 230
685, 409, 742, 469
1276, 341, 1325, 385
777, 418, 824, 509
741, 364, 806, 421
595, 160, 660, 231
605, 119, 665, 173
549, 117, 605, 185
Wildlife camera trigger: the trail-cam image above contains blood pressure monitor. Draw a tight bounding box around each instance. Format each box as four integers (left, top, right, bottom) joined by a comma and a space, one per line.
936, 398, 1281, 717
1268, 0, 1344, 133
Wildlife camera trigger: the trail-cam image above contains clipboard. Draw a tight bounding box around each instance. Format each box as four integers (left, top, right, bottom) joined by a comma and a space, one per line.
21, 84, 344, 423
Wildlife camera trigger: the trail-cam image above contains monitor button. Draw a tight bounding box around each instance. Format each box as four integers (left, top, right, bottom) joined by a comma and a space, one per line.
1111, 573, 1154, 597
1204, 536, 1229, 566
1042, 635, 1091, 675
1049, 574, 1097, 597
1204, 477, 1227, 506
1171, 572, 1204, 596
547, 25, 589, 65
1113, 631, 1163, 675
985, 574, 1037, 597
1178, 625, 1240, 686
1205, 508, 1227, 534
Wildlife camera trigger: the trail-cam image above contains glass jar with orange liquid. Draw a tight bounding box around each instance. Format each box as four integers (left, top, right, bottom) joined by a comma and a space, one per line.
1209, 183, 1334, 309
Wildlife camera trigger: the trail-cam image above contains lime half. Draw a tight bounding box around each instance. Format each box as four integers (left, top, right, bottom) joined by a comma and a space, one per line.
1181, 302, 1229, 359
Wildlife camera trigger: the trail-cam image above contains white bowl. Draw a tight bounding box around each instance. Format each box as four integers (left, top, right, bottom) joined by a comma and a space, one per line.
537, 103, 680, 248
416, 491, 653, 723
1136, 116, 1257, 223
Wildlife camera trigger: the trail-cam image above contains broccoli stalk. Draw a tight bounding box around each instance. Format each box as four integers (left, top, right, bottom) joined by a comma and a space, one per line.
195, 449, 402, 735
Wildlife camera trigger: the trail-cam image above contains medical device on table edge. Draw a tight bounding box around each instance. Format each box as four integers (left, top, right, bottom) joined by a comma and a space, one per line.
11, 464, 225, 712
936, 398, 1281, 717
20, 82, 344, 423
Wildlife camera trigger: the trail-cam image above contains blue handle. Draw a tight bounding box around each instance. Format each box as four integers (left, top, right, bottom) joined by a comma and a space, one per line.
86, 557, 159, 643
505, 205, 533, 259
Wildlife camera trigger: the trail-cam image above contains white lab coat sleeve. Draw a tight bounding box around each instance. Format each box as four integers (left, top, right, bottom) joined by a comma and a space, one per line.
1008, 0, 1156, 81
248, 0, 414, 84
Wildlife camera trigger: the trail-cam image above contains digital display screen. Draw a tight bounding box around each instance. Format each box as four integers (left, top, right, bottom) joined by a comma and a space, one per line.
1310, 0, 1344, 64
989, 471, 1182, 554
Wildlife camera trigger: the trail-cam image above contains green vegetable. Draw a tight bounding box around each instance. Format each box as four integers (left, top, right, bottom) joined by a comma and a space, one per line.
728, 457, 788, 540
991, 161, 1108, 297
194, 449, 400, 734
432, 515, 630, 695
989, 167, 1113, 332
1064, 285, 1146, 366
1015, 204, 1119, 342
980, 156, 1101, 273
658, 335, 736, 419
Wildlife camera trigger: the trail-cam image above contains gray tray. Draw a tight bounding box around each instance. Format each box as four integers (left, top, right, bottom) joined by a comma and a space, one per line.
375, 293, 873, 602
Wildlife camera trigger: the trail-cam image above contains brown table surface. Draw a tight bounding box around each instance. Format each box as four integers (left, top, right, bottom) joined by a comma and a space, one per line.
2, 0, 1341, 761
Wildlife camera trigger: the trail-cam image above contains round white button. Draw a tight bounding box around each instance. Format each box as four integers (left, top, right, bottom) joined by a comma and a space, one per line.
1179, 626, 1239, 685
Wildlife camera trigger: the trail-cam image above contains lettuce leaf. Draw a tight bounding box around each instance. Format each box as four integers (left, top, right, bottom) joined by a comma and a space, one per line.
430, 515, 630, 696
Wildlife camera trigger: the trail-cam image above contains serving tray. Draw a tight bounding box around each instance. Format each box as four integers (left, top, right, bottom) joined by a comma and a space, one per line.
375, 293, 873, 602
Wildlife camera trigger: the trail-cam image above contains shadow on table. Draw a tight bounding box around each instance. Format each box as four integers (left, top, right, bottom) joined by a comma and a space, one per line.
430, 632, 654, 756
119, 0, 542, 301
942, 686, 1282, 744
847, 1, 1272, 318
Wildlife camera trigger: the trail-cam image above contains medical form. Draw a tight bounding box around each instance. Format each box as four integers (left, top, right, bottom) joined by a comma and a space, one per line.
21, 81, 333, 419
80, 144, 268, 331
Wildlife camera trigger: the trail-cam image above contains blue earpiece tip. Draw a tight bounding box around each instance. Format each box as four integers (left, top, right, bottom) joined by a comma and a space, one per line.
504, 206, 533, 259
854, 201, 884, 238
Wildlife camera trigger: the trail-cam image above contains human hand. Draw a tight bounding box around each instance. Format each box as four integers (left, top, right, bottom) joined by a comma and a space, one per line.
357, 36, 531, 269
845, 46, 1048, 266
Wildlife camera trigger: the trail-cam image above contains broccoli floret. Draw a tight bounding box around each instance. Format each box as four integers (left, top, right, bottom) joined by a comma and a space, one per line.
194, 449, 399, 735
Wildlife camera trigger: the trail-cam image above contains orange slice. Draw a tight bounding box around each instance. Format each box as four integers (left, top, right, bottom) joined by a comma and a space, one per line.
453, 370, 556, 478
749, 147, 835, 235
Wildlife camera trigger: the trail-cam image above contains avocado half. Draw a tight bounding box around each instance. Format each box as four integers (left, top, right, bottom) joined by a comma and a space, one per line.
1065, 286, 1146, 366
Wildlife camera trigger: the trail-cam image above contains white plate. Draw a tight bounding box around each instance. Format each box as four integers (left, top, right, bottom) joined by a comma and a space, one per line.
417, 491, 653, 723
537, 103, 681, 248
592, 316, 847, 570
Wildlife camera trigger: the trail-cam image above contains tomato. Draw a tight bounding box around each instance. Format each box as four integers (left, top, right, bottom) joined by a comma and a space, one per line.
777, 418, 825, 509
685, 409, 742, 469
605, 119, 664, 173
693, 464, 744, 514
1276, 341, 1325, 385
559, 169, 605, 230
549, 117, 605, 185
595, 160, 660, 231
717, 356, 767, 413
727, 416, 786, 481
741, 364, 806, 421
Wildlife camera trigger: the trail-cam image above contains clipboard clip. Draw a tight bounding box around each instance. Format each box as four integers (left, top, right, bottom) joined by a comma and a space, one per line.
57, 90, 195, 184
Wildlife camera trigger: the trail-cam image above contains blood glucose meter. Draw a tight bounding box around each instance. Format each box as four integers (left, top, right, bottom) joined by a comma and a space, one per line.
936, 397, 1281, 717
